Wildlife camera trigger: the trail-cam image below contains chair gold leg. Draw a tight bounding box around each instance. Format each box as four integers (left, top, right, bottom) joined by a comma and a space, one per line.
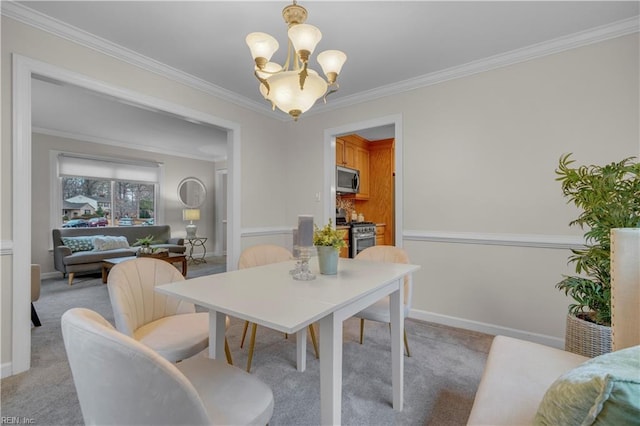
224, 338, 234, 365
403, 329, 411, 357
309, 324, 319, 359
246, 323, 258, 373
240, 320, 249, 348
68, 272, 75, 286
359, 318, 365, 344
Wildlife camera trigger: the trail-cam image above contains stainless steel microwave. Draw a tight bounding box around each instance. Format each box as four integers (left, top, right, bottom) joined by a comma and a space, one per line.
336, 165, 360, 194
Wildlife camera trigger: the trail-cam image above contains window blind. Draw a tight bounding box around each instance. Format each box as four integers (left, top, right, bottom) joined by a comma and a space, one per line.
58, 154, 160, 183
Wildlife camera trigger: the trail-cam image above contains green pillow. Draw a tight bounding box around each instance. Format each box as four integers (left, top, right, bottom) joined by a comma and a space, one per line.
534, 345, 640, 426
61, 236, 96, 253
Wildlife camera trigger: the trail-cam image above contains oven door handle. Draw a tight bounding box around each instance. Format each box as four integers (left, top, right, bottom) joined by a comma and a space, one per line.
354, 232, 375, 238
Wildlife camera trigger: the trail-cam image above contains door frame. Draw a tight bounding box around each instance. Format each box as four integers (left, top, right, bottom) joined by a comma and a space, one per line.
10, 54, 242, 375
323, 115, 403, 244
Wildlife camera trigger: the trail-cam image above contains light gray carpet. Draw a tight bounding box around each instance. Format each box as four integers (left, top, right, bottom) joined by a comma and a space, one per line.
2, 259, 493, 425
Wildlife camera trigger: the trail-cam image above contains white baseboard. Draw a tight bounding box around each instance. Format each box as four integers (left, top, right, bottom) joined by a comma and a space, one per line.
409, 308, 564, 349
41, 271, 62, 280
1, 362, 13, 379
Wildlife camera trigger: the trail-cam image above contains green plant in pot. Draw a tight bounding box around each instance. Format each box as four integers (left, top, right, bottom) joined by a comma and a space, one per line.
134, 235, 156, 255
555, 153, 640, 356
313, 219, 347, 275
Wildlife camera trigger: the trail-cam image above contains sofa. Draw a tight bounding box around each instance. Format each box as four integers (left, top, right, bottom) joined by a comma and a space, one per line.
467, 228, 640, 425
53, 225, 185, 285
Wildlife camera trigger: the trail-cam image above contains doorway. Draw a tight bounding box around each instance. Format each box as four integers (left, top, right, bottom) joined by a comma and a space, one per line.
323, 115, 403, 246
10, 54, 242, 376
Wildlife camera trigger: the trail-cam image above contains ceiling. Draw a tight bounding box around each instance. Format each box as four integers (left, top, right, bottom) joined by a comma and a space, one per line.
6, 1, 639, 159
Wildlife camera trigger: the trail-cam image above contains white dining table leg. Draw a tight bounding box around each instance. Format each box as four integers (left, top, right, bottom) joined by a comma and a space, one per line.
208, 310, 226, 360
296, 327, 307, 372
319, 312, 342, 425
390, 279, 404, 410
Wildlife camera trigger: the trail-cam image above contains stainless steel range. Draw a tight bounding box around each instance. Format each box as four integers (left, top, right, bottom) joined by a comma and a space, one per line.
350, 222, 376, 258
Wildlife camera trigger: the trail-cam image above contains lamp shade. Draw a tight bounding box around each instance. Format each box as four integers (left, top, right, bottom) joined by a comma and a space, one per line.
246, 32, 279, 61
287, 24, 322, 56
182, 209, 200, 221
264, 69, 327, 117
317, 50, 347, 76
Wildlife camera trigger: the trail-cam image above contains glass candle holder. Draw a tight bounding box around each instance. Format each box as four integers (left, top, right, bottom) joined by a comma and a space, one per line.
292, 246, 316, 281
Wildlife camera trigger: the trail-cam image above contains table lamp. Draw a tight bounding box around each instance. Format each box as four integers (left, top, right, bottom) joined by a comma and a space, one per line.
182, 208, 200, 238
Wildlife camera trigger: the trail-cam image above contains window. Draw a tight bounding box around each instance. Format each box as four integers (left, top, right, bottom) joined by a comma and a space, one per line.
57, 154, 161, 227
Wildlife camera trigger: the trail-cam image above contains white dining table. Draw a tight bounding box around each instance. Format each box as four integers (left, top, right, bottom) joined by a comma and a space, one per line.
156, 257, 420, 425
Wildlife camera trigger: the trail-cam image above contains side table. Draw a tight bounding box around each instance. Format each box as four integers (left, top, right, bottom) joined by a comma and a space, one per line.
185, 237, 207, 264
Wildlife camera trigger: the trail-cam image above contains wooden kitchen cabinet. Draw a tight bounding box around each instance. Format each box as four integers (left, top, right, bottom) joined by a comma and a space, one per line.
338, 226, 350, 258
354, 145, 370, 199
336, 137, 356, 168
336, 135, 369, 200
376, 224, 386, 246
359, 138, 395, 246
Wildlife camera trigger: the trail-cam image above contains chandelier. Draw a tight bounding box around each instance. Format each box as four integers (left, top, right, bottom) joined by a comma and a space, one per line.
245, 1, 347, 121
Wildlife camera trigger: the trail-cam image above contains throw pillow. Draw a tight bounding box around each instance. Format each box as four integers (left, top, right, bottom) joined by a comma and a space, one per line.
534, 345, 640, 426
61, 236, 96, 253
93, 236, 130, 251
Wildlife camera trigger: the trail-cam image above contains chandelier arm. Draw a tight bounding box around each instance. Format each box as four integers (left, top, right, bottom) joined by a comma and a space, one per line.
283, 39, 293, 71
298, 62, 309, 90
255, 68, 283, 76
254, 70, 271, 95
323, 82, 340, 103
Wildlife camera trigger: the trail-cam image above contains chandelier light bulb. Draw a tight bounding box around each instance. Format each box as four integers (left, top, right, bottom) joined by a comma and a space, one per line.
246, 32, 279, 67
287, 24, 322, 62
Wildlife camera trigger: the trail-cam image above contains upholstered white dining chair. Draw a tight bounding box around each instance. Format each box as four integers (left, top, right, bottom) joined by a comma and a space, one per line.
238, 244, 319, 372
107, 257, 233, 364
354, 245, 413, 356
61, 308, 274, 425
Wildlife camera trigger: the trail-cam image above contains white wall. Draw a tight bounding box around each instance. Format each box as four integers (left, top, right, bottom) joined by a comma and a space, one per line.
285, 33, 639, 345
1, 16, 289, 371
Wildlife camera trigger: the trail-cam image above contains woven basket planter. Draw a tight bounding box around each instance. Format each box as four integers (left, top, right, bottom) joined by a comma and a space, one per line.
565, 314, 612, 358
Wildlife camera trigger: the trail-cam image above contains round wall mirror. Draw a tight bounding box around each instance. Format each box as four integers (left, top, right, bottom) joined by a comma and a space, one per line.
178, 177, 206, 208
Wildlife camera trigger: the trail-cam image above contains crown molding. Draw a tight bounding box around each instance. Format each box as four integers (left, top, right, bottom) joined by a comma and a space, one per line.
1, 1, 275, 119
307, 16, 640, 116
3, 2, 638, 121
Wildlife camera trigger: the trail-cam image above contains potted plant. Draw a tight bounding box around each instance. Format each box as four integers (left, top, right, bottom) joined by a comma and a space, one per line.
555, 153, 640, 357
134, 235, 156, 256
313, 219, 347, 275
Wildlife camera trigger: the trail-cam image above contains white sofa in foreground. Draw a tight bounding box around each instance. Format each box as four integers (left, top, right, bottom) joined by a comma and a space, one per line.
467, 229, 640, 425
